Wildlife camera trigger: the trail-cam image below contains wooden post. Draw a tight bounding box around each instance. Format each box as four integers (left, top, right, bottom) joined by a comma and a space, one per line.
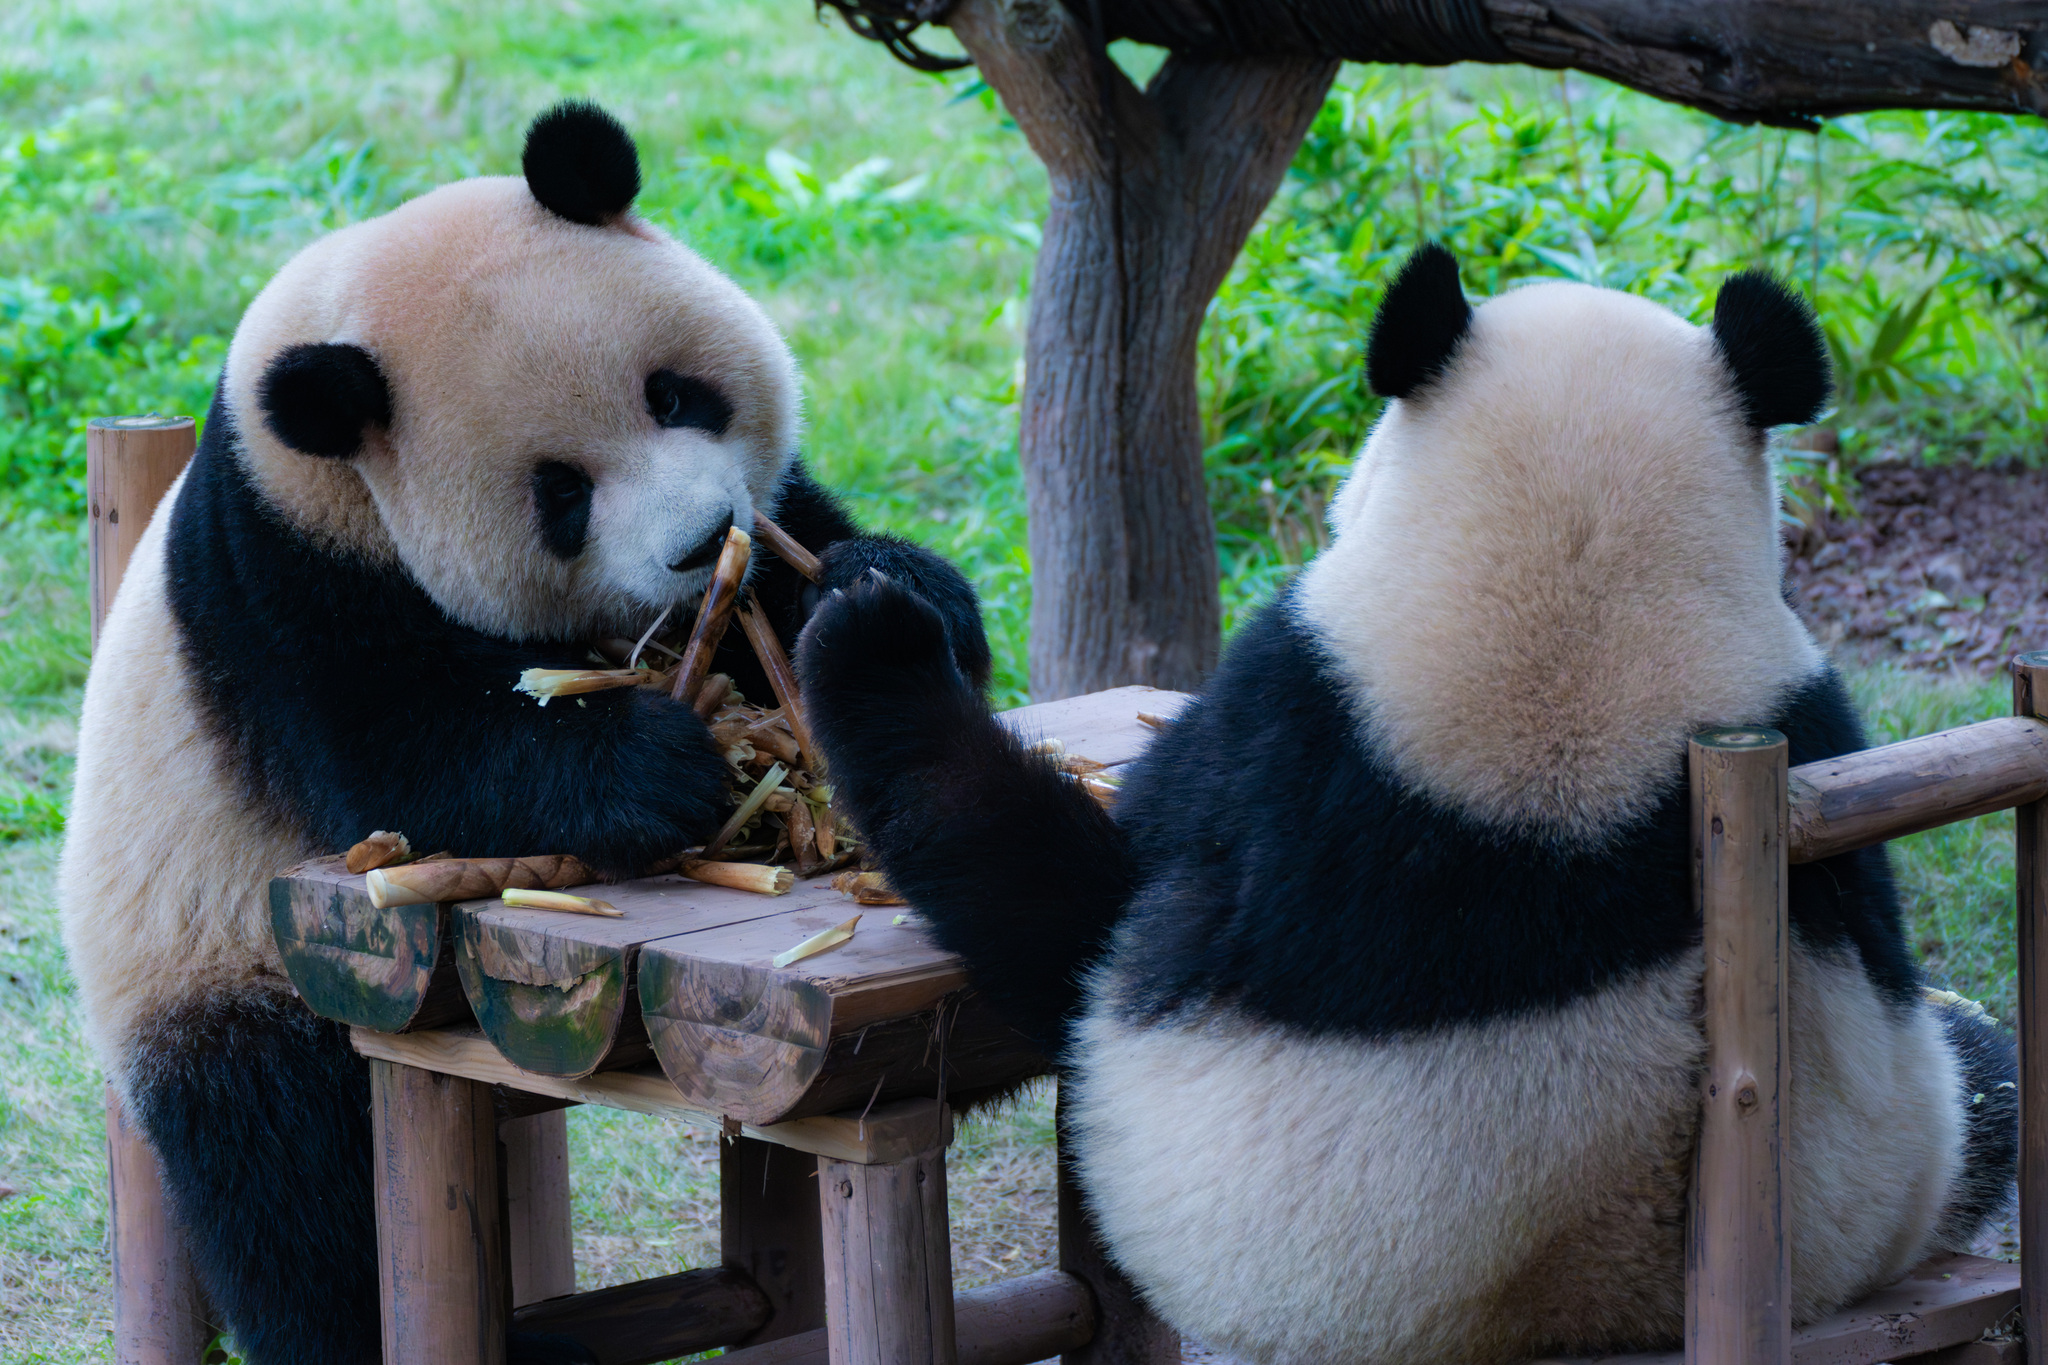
90, 416, 202, 1364
503, 1110, 575, 1307
87, 415, 194, 644
1055, 1090, 1177, 1365
2014, 652, 2048, 1365
1687, 727, 1791, 1365
817, 1109, 956, 1365
724, 1134, 828, 1344
106, 1087, 214, 1364
370, 1059, 510, 1365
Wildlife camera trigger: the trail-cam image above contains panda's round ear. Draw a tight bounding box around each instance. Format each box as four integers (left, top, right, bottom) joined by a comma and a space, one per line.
1367, 243, 1473, 400
258, 343, 392, 459
523, 101, 641, 226
1711, 271, 1832, 429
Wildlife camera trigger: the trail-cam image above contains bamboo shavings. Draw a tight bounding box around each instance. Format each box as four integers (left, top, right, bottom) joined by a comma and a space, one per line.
832, 869, 905, 906
682, 860, 796, 895
772, 914, 860, 968
1137, 711, 1170, 729
345, 830, 412, 874
705, 761, 788, 858
516, 668, 656, 705
501, 888, 622, 917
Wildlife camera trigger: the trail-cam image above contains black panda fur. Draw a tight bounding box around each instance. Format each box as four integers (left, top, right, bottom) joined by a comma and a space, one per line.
797, 253, 2017, 1365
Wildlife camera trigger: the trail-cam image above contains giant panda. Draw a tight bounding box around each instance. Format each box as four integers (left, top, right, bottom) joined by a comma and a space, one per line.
795, 245, 2019, 1365
59, 102, 989, 1365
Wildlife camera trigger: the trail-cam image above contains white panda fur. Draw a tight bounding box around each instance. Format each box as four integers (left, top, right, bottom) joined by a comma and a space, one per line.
61, 103, 990, 1365
797, 247, 2017, 1365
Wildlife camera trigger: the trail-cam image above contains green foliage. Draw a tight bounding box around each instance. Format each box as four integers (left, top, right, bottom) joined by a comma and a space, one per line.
1201, 71, 2048, 614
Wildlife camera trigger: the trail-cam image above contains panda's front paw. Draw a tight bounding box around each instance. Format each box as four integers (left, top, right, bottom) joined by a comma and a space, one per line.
815, 536, 992, 689
797, 578, 977, 765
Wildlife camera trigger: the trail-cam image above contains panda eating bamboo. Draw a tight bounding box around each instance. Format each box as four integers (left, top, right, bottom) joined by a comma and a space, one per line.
798, 245, 2019, 1365
61, 103, 988, 1365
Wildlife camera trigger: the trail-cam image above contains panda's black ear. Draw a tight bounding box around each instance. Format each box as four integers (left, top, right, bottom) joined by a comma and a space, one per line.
1367, 243, 1472, 400
523, 101, 641, 226
258, 343, 392, 459
1712, 271, 1832, 429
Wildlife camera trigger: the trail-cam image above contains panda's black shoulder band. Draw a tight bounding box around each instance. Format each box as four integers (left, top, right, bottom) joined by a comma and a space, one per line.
523, 101, 641, 226
1712, 271, 1832, 429
258, 342, 391, 459
1366, 242, 1472, 401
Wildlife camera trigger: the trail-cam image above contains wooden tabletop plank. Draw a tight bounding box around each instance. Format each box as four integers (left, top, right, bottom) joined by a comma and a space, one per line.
996, 684, 1190, 766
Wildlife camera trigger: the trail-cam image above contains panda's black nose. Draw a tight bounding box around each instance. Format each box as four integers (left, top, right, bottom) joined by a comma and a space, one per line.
670, 513, 735, 573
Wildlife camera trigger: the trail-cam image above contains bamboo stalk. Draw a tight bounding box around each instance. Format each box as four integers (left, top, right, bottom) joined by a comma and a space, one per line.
681, 860, 796, 896
752, 511, 823, 584
670, 527, 753, 705
738, 593, 816, 761
692, 673, 733, 720
366, 855, 595, 909
516, 668, 655, 704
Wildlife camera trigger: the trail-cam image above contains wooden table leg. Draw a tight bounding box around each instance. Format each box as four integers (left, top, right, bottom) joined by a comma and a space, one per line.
107, 1087, 215, 1364
1055, 1089, 1178, 1365
2015, 652, 2047, 1365
725, 1133, 826, 1342
818, 1119, 956, 1365
503, 1109, 575, 1306
370, 1058, 510, 1365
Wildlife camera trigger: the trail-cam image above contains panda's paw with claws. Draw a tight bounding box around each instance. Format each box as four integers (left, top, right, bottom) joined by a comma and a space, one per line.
797, 577, 977, 767
815, 537, 992, 688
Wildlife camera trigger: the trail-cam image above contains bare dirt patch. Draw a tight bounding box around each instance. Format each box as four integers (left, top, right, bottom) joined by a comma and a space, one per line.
1787, 462, 2048, 674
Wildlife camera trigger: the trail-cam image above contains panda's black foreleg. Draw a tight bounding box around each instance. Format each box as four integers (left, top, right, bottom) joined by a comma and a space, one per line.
1930, 997, 2019, 1247
128, 986, 598, 1365
797, 578, 1134, 1057
128, 986, 382, 1365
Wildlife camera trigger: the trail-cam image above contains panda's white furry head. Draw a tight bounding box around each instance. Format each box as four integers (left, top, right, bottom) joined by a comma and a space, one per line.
223, 102, 801, 641
1300, 245, 1832, 845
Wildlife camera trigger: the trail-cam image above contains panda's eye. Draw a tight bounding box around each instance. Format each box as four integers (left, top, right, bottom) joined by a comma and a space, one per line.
645, 370, 733, 436
531, 461, 594, 560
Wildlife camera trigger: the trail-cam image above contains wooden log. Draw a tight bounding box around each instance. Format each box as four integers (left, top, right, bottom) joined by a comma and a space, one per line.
351, 1026, 954, 1164
502, 1110, 574, 1308
1056, 1088, 1177, 1365
88, 415, 193, 646
724, 1135, 828, 1344
2014, 651, 2048, 1365
509, 1266, 771, 1365
1686, 727, 1791, 1365
270, 857, 471, 1034
1531, 1253, 2019, 1365
714, 1268, 1096, 1365
818, 1136, 957, 1365
1786, 716, 2048, 864
450, 871, 798, 1079
737, 594, 815, 761
672, 526, 752, 705
636, 899, 1047, 1125
754, 511, 824, 584
106, 1087, 216, 1365
370, 1059, 509, 1365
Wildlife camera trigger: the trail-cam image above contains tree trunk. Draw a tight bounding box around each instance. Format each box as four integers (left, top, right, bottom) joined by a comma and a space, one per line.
948, 0, 1336, 698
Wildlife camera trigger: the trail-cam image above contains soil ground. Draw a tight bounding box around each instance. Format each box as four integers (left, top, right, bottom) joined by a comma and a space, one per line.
1786, 461, 2048, 674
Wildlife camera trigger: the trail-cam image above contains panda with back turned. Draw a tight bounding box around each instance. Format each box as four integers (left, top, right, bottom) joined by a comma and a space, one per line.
60, 103, 988, 1365
798, 245, 2018, 1365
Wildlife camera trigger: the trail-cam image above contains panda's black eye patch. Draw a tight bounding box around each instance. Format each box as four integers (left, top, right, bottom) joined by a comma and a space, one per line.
531, 461, 594, 560
646, 370, 733, 436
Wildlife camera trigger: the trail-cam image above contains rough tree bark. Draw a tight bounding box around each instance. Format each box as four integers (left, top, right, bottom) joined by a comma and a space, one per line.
946, 0, 1337, 698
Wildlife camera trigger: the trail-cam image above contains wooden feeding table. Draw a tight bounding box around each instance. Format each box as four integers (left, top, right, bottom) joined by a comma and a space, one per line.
268, 685, 1188, 1365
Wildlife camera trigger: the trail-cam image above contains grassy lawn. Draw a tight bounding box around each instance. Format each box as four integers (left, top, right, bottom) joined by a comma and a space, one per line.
3, 0, 2042, 1359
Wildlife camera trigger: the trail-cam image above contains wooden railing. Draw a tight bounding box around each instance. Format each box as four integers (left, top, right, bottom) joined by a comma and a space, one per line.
1687, 651, 2048, 1365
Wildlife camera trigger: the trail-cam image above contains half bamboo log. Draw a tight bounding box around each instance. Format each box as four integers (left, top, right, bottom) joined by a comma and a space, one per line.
271, 857, 471, 1034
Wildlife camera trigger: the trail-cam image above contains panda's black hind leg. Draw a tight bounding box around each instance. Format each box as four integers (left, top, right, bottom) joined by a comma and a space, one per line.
1929, 994, 2019, 1247
128, 986, 381, 1365
129, 986, 602, 1365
